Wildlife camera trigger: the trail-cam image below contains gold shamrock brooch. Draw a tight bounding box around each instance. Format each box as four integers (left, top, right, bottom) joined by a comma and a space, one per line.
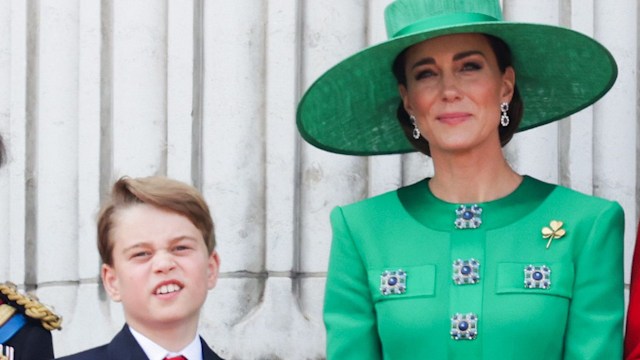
541, 220, 566, 249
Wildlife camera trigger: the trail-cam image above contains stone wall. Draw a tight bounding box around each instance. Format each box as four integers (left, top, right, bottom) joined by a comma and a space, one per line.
0, 0, 637, 358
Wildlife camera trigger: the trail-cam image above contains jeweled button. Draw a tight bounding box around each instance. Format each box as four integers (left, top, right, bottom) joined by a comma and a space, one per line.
455, 204, 483, 229
452, 258, 480, 285
524, 264, 551, 289
451, 313, 478, 340
380, 269, 407, 295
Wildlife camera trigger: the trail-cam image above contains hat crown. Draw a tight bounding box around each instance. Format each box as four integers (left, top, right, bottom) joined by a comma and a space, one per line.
385, 0, 504, 38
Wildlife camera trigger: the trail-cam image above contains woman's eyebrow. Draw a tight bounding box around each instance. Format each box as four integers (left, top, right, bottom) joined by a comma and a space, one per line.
453, 50, 485, 61
411, 57, 435, 69
410, 50, 485, 70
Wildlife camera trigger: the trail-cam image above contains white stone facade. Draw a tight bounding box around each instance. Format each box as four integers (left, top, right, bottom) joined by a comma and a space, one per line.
0, 0, 637, 359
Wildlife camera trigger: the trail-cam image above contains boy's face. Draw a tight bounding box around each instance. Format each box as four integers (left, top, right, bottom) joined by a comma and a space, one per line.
101, 203, 219, 332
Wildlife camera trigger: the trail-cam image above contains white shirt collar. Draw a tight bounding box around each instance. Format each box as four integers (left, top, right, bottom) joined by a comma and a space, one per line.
128, 325, 202, 360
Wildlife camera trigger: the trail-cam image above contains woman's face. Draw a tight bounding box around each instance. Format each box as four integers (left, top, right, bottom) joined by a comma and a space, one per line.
399, 33, 515, 157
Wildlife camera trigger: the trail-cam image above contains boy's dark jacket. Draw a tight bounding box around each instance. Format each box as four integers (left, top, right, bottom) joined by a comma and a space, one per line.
55, 324, 223, 360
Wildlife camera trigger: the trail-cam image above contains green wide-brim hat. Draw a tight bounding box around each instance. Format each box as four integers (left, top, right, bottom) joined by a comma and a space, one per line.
296, 0, 617, 156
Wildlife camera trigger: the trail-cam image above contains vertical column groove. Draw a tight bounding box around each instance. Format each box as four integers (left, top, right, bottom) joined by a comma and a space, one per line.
191, 0, 204, 191
292, 0, 304, 298
99, 0, 113, 199
24, 0, 39, 291
98, 0, 113, 301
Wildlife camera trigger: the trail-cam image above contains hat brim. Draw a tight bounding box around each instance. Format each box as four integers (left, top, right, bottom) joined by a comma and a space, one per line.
296, 22, 617, 155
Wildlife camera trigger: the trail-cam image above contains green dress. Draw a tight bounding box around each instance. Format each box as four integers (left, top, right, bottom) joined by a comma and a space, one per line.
324, 176, 624, 359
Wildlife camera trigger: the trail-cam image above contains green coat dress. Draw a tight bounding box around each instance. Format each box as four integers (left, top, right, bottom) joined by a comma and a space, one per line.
324, 176, 624, 359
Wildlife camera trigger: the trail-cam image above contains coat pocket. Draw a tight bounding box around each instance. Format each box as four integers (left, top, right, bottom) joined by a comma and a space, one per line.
368, 264, 436, 303
495, 262, 574, 299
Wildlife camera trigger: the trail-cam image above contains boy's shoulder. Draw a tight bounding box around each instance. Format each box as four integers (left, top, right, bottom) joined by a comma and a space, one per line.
55, 344, 109, 360
55, 325, 140, 359
56, 325, 225, 360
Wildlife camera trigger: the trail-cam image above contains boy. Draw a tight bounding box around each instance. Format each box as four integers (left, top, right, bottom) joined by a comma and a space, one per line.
57, 176, 223, 360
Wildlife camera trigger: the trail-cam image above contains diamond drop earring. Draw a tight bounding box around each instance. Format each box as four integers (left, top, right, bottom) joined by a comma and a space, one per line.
410, 115, 421, 139
500, 102, 510, 127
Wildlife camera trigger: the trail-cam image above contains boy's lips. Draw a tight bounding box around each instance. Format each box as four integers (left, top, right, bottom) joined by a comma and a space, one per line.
153, 280, 184, 295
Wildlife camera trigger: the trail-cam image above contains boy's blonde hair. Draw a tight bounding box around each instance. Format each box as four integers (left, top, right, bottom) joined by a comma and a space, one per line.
97, 176, 215, 266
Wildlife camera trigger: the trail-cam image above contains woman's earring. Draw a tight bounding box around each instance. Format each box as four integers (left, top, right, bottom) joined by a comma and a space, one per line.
410, 115, 421, 139
500, 102, 510, 127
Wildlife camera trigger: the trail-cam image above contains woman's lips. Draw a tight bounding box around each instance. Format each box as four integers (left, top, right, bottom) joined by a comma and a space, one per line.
437, 112, 471, 125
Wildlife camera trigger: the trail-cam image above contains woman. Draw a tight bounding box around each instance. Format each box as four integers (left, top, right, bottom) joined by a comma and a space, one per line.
296, 0, 624, 359
625, 221, 640, 359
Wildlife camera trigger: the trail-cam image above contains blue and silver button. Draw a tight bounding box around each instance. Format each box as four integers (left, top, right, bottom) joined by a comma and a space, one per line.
451, 313, 478, 340
380, 269, 407, 295
455, 204, 482, 229
524, 264, 551, 289
453, 258, 480, 285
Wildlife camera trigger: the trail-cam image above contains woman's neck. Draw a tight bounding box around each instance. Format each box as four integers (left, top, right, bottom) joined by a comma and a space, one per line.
428, 148, 522, 204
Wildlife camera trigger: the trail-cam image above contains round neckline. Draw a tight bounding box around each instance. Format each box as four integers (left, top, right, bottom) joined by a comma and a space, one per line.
397, 175, 555, 231
425, 175, 524, 205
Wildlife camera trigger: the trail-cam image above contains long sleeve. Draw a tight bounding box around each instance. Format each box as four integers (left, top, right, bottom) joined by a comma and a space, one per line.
625, 220, 640, 359
323, 207, 381, 360
563, 201, 624, 359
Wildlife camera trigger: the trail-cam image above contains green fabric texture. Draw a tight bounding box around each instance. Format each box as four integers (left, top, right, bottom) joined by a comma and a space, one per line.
324, 176, 624, 359
296, 0, 617, 155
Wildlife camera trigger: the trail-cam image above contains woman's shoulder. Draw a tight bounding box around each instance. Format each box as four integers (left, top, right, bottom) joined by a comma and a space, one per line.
533, 177, 622, 208
527, 176, 624, 225
335, 179, 425, 214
